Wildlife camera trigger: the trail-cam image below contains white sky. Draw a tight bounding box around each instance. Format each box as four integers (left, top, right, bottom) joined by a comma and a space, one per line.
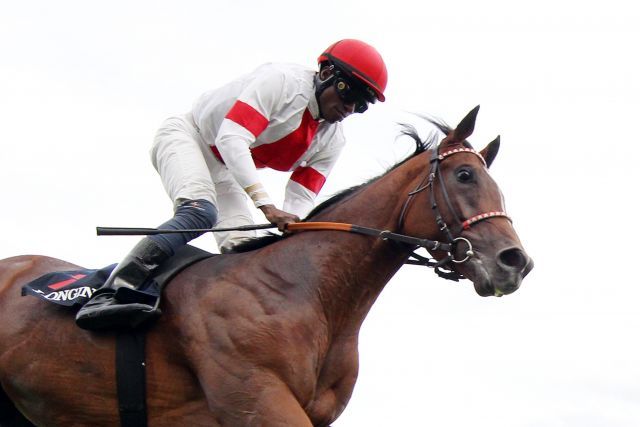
1, 1, 639, 425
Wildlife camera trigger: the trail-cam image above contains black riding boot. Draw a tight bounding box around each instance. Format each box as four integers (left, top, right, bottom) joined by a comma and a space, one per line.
75, 238, 171, 331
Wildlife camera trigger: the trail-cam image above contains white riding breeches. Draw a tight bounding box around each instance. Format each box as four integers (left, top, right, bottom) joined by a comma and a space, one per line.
150, 114, 256, 252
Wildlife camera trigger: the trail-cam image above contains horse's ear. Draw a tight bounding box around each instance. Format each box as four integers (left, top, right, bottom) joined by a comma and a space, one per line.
453, 105, 480, 141
480, 135, 500, 168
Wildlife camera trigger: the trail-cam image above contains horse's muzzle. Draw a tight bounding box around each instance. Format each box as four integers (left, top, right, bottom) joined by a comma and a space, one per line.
466, 246, 533, 297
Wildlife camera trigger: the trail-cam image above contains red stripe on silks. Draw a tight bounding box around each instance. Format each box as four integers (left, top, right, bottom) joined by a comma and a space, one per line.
48, 274, 87, 290
210, 145, 224, 163
225, 100, 269, 137
210, 145, 276, 170
291, 166, 326, 194
212, 109, 320, 172
250, 109, 320, 171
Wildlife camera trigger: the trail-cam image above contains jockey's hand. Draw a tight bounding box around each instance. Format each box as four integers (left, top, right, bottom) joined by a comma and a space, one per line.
259, 204, 300, 232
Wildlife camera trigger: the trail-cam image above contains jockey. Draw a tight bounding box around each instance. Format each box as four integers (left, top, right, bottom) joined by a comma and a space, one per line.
76, 39, 388, 331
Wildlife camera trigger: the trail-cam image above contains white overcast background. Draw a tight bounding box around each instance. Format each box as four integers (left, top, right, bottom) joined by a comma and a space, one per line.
1, 1, 639, 426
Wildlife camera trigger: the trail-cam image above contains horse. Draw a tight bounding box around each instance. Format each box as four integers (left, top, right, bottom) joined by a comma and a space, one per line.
0, 106, 533, 426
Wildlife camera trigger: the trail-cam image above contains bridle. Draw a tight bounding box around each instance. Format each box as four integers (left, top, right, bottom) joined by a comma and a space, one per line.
397, 144, 511, 280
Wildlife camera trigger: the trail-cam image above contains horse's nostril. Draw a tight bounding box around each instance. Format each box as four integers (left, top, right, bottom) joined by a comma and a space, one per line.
499, 248, 527, 271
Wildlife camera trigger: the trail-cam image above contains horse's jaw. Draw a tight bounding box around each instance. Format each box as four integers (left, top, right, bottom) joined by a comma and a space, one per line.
463, 258, 495, 297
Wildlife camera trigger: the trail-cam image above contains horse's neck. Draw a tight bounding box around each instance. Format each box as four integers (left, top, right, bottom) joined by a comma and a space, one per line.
307, 154, 429, 335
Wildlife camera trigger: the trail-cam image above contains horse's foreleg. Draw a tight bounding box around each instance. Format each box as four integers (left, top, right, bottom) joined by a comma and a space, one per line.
198, 373, 314, 427
248, 383, 314, 427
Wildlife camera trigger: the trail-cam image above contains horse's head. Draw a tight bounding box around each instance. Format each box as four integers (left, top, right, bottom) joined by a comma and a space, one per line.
403, 106, 534, 297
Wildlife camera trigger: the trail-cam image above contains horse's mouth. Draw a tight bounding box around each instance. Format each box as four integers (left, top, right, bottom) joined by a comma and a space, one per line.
466, 257, 527, 297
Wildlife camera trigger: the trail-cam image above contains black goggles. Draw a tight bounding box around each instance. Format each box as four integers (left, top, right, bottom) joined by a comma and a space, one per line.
333, 77, 376, 114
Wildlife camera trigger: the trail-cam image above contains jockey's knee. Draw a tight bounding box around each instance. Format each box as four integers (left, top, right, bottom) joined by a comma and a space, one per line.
176, 198, 218, 228
150, 198, 218, 252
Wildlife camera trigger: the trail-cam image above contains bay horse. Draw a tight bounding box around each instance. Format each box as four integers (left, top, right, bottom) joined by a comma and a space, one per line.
0, 106, 532, 426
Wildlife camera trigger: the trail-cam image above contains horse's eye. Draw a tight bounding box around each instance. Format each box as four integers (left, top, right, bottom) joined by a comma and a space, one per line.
456, 168, 473, 183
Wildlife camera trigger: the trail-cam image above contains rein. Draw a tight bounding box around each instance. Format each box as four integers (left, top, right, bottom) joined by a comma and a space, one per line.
286, 222, 451, 252
286, 222, 463, 281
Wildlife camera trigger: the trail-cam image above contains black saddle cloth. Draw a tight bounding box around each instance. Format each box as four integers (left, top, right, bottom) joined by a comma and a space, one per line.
22, 245, 214, 308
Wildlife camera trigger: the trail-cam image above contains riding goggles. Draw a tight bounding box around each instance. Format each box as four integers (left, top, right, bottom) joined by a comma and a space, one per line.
334, 77, 376, 114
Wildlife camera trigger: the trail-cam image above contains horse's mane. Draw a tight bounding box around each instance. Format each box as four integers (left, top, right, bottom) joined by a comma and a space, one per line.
230, 116, 449, 253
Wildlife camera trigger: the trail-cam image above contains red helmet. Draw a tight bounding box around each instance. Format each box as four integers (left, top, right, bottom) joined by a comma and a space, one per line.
318, 39, 388, 102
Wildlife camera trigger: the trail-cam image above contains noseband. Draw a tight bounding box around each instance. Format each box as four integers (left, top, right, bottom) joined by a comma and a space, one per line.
398, 145, 511, 280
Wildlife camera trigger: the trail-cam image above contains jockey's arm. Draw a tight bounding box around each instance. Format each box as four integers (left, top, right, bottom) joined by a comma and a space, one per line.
283, 136, 345, 220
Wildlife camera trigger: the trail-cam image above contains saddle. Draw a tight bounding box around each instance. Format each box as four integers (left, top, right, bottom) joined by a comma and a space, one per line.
22, 244, 214, 309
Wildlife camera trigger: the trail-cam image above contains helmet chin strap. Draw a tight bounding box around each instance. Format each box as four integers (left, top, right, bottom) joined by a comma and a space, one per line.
314, 65, 336, 120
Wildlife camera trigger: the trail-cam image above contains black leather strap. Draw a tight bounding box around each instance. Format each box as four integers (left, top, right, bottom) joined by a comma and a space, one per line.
116, 330, 147, 427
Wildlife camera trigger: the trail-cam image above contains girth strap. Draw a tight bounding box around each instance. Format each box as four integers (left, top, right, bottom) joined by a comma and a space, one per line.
116, 330, 147, 427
